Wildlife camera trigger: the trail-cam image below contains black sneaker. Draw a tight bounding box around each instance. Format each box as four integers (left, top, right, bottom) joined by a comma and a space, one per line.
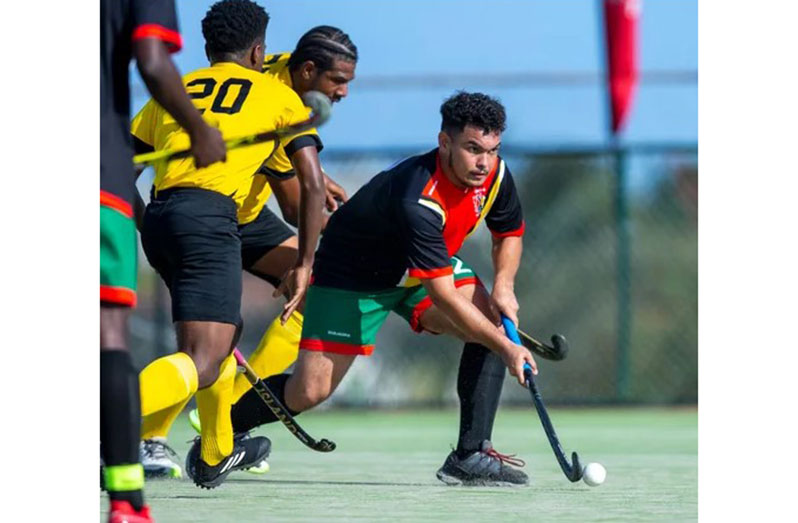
186, 433, 271, 489
185, 432, 264, 480
436, 440, 529, 486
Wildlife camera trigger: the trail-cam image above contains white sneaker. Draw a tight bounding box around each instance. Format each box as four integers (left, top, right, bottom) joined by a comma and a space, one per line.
140, 437, 183, 479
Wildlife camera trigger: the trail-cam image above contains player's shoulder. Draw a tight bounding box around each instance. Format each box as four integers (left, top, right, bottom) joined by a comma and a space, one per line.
257, 73, 298, 97
180, 64, 246, 90
388, 150, 444, 215
385, 149, 437, 182
183, 62, 285, 87
493, 155, 515, 189
186, 63, 301, 103
250, 65, 301, 103
262, 52, 291, 76
497, 155, 511, 175
182, 64, 218, 81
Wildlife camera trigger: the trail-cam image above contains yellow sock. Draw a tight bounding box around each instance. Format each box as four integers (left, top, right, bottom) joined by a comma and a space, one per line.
232, 311, 303, 403
139, 352, 198, 421
141, 397, 192, 440
196, 353, 236, 466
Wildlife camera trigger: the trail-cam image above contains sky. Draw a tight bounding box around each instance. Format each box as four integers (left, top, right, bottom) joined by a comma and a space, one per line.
131, 0, 697, 151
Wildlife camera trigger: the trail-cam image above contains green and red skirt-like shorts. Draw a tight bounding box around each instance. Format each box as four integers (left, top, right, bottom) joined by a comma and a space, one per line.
300, 257, 482, 356
100, 190, 137, 307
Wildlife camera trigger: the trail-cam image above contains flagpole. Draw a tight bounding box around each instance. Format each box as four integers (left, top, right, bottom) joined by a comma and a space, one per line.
599, 0, 634, 402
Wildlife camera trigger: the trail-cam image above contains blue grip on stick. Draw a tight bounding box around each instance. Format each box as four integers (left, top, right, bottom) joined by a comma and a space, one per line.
500, 314, 521, 343
500, 314, 533, 374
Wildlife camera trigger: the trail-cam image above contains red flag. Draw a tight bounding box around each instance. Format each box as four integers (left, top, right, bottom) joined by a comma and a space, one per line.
603, 0, 641, 134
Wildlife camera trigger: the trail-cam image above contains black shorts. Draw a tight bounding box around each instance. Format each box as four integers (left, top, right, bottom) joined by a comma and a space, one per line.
240, 204, 295, 287
141, 187, 295, 324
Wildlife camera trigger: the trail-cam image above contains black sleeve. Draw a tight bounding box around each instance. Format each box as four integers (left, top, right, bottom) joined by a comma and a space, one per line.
284, 134, 323, 158
130, 0, 182, 52
258, 165, 296, 180
396, 200, 452, 279
485, 166, 525, 237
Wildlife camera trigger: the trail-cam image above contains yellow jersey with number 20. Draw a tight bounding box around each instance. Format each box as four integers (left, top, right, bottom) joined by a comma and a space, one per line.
131, 61, 319, 224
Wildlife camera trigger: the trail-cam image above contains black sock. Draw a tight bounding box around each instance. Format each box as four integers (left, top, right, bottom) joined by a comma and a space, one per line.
455, 343, 506, 458
100, 350, 144, 511
231, 373, 299, 433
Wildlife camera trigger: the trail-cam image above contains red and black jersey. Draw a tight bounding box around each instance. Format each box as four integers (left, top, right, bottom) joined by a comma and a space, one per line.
313, 149, 525, 291
100, 0, 181, 203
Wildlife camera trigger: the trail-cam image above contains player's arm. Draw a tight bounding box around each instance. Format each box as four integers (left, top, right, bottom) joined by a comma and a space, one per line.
266, 167, 346, 225
290, 146, 325, 264
272, 145, 326, 322
491, 235, 523, 326
485, 166, 526, 326
267, 175, 331, 230
422, 275, 536, 385
322, 171, 348, 211
267, 176, 300, 227
129, 0, 224, 167
400, 199, 535, 384
132, 39, 225, 168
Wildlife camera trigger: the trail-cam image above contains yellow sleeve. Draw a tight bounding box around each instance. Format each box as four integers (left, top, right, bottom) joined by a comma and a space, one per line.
130, 99, 160, 146
262, 93, 321, 176
262, 52, 290, 76
262, 143, 294, 177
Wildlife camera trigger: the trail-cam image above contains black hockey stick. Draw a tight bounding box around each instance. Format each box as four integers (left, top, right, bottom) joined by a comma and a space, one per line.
233, 349, 336, 453
517, 328, 569, 361
502, 316, 583, 482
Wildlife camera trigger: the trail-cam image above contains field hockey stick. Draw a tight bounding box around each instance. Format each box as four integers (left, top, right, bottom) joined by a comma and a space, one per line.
502, 315, 583, 482
133, 90, 332, 170
233, 348, 336, 453
517, 328, 569, 361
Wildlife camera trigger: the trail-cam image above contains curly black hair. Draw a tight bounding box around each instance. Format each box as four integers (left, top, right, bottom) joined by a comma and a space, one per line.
440, 91, 506, 136
202, 0, 270, 58
287, 25, 358, 73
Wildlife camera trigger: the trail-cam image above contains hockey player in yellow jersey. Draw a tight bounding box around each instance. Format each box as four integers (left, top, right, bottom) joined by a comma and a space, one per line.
226, 26, 358, 406
132, 0, 326, 489
136, 21, 358, 482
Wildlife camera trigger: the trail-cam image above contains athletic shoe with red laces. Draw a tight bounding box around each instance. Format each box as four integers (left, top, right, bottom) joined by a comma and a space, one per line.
436, 440, 529, 486
108, 500, 153, 523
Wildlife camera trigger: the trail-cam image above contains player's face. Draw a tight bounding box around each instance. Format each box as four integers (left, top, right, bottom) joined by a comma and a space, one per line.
440, 125, 501, 188
308, 59, 356, 103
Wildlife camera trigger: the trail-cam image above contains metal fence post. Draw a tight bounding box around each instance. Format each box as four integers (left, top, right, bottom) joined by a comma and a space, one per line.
615, 147, 631, 400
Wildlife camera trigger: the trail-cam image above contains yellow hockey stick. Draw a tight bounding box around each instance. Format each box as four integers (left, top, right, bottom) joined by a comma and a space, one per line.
133, 90, 332, 170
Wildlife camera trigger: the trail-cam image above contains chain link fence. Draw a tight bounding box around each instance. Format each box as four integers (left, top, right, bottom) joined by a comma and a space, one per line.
129, 144, 697, 407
